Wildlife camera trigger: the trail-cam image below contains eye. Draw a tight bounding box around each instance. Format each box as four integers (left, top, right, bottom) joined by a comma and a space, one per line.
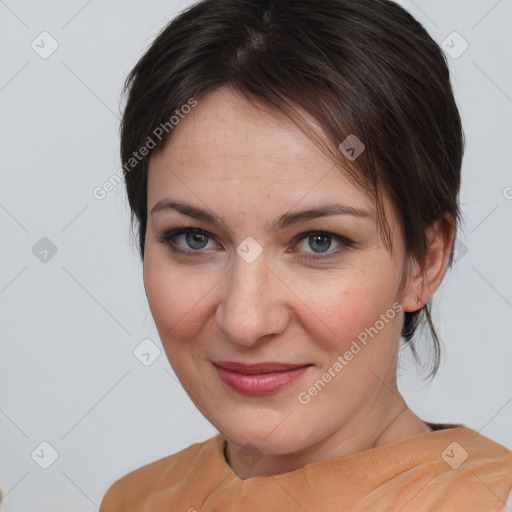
292, 231, 352, 261
158, 227, 219, 256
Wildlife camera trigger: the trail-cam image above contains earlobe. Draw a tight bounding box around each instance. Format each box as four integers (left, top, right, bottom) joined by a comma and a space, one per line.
401, 215, 456, 313
401, 265, 425, 313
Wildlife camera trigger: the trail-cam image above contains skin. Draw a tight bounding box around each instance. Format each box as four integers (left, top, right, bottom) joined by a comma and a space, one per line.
143, 86, 456, 480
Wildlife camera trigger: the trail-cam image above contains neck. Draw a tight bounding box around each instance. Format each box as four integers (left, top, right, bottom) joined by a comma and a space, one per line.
224, 381, 432, 480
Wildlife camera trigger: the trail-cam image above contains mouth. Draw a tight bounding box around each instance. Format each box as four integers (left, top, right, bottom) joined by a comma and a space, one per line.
212, 360, 313, 394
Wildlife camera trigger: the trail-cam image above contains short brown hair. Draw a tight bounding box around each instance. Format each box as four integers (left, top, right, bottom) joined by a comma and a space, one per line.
120, 0, 465, 378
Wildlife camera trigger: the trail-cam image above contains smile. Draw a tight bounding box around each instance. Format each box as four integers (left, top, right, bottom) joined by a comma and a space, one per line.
212, 362, 312, 394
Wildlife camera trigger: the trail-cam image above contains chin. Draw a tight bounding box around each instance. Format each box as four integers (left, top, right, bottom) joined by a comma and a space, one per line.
220, 419, 311, 456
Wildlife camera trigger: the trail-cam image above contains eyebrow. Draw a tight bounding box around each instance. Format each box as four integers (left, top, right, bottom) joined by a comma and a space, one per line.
150, 199, 374, 232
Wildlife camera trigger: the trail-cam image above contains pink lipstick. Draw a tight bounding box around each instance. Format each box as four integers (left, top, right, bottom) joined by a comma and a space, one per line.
212, 361, 312, 394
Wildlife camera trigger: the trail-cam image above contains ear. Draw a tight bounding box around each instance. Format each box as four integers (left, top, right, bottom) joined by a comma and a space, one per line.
401, 214, 456, 313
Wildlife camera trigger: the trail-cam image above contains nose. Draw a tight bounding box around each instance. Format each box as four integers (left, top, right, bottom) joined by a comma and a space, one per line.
215, 248, 290, 347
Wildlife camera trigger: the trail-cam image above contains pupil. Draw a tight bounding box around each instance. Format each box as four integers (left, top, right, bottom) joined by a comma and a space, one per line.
187, 232, 207, 249
310, 234, 331, 252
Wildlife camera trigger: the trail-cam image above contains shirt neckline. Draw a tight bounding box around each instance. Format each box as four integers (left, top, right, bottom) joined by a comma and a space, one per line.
217, 422, 469, 484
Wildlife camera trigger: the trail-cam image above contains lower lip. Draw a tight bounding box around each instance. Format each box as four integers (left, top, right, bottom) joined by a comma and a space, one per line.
213, 365, 311, 394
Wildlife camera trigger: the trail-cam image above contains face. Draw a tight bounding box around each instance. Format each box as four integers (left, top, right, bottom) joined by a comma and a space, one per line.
144, 87, 414, 456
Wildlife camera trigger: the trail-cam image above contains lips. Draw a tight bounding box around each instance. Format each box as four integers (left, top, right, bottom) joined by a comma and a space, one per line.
212, 360, 312, 394
213, 361, 311, 374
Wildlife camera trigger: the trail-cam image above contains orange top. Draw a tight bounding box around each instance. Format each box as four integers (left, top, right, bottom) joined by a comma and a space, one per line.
99, 423, 512, 511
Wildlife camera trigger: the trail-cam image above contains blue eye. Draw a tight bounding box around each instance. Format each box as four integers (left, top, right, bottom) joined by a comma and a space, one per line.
158, 228, 352, 261
293, 231, 352, 261
158, 228, 217, 256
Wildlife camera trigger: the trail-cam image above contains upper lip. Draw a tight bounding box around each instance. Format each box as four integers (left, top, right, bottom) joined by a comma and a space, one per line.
213, 360, 311, 374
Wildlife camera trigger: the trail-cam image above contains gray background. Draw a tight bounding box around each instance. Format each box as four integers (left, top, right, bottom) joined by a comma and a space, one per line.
0, 0, 511, 510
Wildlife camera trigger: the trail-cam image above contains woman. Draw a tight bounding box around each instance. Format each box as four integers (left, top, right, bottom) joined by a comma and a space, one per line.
100, 0, 512, 509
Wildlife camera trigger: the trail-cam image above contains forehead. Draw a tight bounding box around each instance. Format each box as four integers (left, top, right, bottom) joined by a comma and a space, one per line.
147, 88, 373, 209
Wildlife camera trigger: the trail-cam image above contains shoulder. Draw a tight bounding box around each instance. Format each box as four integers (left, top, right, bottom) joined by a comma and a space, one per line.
442, 426, 512, 472
355, 425, 512, 511
399, 426, 512, 511
418, 423, 512, 470
99, 434, 223, 512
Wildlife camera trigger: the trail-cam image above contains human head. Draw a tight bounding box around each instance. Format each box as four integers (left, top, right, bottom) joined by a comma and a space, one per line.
120, 0, 463, 381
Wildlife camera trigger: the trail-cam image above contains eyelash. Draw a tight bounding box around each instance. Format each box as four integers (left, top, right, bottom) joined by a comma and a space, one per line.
157, 227, 353, 261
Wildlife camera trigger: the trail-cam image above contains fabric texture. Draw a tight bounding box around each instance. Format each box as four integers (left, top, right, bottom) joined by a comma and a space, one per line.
99, 423, 512, 511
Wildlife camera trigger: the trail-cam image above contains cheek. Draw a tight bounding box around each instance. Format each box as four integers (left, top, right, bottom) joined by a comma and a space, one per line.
294, 274, 402, 415
293, 266, 399, 349
143, 250, 218, 348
